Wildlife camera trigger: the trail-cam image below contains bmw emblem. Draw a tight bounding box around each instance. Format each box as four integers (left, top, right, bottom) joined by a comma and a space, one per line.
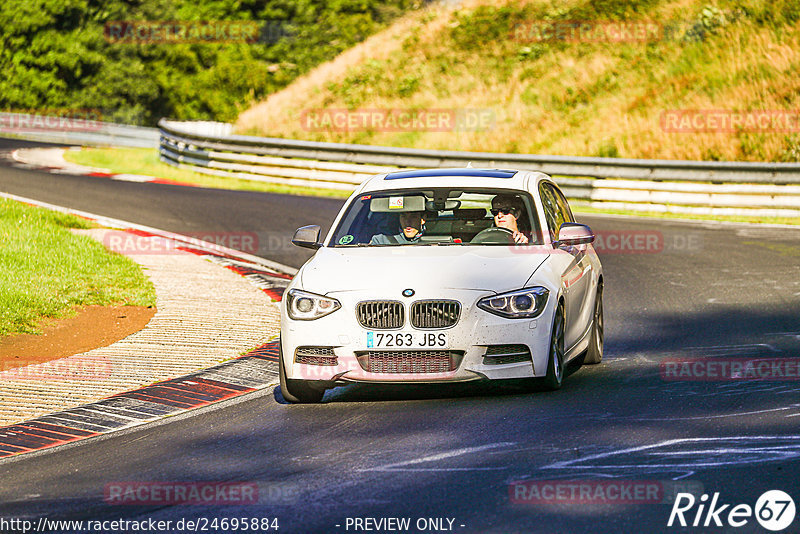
402, 289, 415, 298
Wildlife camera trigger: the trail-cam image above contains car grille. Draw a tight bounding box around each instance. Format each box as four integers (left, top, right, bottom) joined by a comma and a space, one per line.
410, 300, 461, 329
356, 351, 464, 374
357, 301, 404, 329
295, 346, 338, 366
482, 344, 531, 365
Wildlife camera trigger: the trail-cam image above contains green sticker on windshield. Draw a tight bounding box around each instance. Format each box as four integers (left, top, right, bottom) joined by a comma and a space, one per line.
338, 234, 354, 245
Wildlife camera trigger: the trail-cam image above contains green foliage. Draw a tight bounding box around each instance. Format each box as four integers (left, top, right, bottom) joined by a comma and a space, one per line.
779, 136, 800, 162
327, 58, 388, 108
450, 5, 539, 51
517, 44, 547, 61
396, 74, 421, 97
596, 139, 620, 158
737, 133, 768, 160
678, 5, 740, 42
568, 0, 664, 20
0, 0, 420, 125
726, 0, 800, 29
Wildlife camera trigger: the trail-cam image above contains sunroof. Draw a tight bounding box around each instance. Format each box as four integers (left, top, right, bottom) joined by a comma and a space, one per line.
384, 168, 518, 180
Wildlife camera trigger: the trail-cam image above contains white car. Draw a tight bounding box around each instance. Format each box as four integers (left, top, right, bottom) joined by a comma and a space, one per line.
279, 168, 603, 403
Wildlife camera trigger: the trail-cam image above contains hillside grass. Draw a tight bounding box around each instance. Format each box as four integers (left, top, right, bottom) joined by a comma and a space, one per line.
236, 0, 800, 162
0, 199, 156, 336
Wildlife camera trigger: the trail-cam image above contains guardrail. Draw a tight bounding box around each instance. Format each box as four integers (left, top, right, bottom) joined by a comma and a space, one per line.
159, 119, 800, 218
0, 112, 159, 148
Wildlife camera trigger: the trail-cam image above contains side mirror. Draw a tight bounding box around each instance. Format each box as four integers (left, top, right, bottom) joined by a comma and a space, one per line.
556, 223, 595, 247
292, 225, 322, 249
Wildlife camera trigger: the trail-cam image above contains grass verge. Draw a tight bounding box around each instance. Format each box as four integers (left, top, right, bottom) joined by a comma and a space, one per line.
0, 199, 156, 336
63, 147, 352, 199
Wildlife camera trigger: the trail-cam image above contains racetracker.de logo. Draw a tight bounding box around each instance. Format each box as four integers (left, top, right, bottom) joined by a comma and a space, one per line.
0, 356, 112, 381
0, 110, 103, 133
661, 110, 800, 133
510, 230, 671, 255
103, 20, 290, 44
103, 231, 259, 255
104, 482, 259, 505
509, 480, 704, 505
660, 358, 800, 381
300, 108, 495, 132
593, 230, 664, 254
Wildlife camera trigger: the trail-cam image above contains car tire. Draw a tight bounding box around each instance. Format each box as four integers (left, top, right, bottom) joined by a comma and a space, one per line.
278, 338, 325, 404
583, 283, 603, 365
541, 302, 565, 390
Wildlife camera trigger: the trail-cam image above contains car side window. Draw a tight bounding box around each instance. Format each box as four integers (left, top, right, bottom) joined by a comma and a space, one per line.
538, 183, 560, 243
550, 184, 575, 224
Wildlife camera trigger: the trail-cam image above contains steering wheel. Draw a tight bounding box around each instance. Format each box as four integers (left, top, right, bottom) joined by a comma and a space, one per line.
470, 226, 515, 244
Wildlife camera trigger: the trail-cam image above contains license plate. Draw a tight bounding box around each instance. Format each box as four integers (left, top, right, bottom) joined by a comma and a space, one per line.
366, 331, 449, 349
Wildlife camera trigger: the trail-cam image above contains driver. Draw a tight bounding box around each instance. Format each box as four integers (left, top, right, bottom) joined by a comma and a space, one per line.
370, 211, 426, 245
491, 194, 529, 244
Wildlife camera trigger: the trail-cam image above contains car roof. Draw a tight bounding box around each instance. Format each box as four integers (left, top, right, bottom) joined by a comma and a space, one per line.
384, 168, 518, 180
356, 168, 551, 194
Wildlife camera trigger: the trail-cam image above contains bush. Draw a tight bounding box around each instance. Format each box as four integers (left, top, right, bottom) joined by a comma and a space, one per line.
0, 0, 421, 125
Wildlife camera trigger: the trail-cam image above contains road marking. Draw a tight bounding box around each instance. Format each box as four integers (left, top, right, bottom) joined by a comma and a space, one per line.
111, 173, 153, 182
683, 343, 781, 353
543, 436, 800, 471
630, 405, 800, 421
364, 442, 516, 472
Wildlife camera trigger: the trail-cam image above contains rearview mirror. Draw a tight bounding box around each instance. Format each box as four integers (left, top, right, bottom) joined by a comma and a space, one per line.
556, 223, 595, 247
292, 225, 322, 249
369, 196, 426, 212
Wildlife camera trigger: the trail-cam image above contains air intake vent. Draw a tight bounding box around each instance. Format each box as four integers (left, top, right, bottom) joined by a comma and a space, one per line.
295, 346, 338, 366
356, 350, 464, 374
357, 301, 404, 329
410, 300, 461, 329
482, 344, 531, 365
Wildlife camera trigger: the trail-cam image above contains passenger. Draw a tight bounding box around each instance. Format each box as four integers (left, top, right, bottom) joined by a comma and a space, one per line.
491, 194, 529, 244
370, 211, 426, 245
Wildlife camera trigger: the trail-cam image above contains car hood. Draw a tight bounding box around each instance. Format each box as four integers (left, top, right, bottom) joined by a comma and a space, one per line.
300, 246, 550, 294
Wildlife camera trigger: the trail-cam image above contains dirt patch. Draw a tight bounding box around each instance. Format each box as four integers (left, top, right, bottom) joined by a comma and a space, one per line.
0, 305, 156, 371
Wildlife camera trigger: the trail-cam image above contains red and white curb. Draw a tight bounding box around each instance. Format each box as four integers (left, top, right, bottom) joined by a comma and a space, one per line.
0, 341, 281, 459
0, 192, 295, 460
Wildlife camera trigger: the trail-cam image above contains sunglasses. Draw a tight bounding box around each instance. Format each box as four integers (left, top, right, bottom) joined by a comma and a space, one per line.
490, 207, 519, 217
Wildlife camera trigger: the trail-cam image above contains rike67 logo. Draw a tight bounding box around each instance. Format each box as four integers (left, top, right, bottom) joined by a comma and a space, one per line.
668, 490, 796, 531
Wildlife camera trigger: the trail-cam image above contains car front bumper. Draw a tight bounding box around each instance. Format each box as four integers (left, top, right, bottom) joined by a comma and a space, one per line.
280, 288, 555, 384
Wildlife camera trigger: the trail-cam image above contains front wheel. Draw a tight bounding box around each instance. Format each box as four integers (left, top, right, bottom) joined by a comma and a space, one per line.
541, 302, 565, 390
279, 339, 325, 403
583, 284, 603, 365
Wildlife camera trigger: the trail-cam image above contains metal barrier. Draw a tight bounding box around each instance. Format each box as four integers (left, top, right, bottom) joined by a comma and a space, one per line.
159, 119, 800, 217
0, 112, 159, 148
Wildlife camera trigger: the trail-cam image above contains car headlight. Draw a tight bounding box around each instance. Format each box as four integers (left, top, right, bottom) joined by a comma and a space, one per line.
287, 289, 341, 320
477, 287, 549, 319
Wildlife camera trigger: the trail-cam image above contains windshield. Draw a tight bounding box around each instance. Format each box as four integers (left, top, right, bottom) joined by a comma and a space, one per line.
330, 188, 542, 247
